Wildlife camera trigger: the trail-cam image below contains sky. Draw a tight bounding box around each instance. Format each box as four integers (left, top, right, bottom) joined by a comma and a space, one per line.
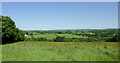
2, 2, 118, 30
2, 0, 120, 2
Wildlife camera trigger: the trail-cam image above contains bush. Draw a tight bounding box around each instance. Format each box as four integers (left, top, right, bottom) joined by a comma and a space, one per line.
54, 36, 65, 42
25, 37, 48, 41
106, 34, 120, 42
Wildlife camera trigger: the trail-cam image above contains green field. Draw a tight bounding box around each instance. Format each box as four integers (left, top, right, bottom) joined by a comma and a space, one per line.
2, 41, 118, 61
56, 34, 88, 38
33, 34, 56, 39
0, 46, 1, 62
33, 34, 88, 39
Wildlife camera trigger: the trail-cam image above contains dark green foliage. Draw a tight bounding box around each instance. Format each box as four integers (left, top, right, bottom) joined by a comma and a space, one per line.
2, 16, 25, 44
54, 36, 65, 42
112, 34, 120, 42
34, 37, 48, 41
0, 16, 1, 44
106, 34, 120, 42
25, 37, 48, 41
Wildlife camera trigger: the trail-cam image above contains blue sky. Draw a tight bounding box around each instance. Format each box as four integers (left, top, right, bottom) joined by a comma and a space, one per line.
2, 2, 118, 30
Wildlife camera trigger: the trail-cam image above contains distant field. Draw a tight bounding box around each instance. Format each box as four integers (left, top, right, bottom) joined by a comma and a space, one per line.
33, 34, 56, 39
56, 34, 88, 38
33, 34, 88, 39
2, 41, 118, 61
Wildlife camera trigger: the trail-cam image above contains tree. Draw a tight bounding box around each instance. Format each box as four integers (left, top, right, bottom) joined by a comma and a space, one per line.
54, 36, 65, 42
0, 16, 2, 44
2, 16, 25, 44
106, 34, 120, 42
15, 28, 25, 41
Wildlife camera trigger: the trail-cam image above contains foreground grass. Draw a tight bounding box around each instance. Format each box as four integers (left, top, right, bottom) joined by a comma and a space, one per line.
2, 41, 118, 61
0, 45, 2, 62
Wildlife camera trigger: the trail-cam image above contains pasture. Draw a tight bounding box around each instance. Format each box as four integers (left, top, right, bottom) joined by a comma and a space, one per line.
2, 41, 118, 61
33, 34, 56, 39
33, 34, 88, 39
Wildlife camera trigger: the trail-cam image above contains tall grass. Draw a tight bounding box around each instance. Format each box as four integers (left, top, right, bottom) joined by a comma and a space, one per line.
0, 45, 2, 62
2, 41, 118, 61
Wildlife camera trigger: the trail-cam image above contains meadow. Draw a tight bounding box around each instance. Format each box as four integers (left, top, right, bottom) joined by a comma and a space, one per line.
32, 34, 88, 39
33, 34, 56, 39
2, 41, 118, 61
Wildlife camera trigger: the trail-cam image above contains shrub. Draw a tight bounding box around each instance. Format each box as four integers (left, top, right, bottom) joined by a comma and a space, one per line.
54, 36, 65, 42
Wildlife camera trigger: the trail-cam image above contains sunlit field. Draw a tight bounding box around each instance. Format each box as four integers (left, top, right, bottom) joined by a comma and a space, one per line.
33, 34, 88, 40
2, 41, 118, 61
33, 34, 56, 39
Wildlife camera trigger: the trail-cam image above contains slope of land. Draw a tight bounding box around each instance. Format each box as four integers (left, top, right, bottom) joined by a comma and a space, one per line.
2, 41, 118, 61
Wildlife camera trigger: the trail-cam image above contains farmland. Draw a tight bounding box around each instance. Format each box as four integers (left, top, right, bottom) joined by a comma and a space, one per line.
24, 29, 119, 42
2, 41, 118, 61
32, 34, 88, 39
33, 34, 56, 39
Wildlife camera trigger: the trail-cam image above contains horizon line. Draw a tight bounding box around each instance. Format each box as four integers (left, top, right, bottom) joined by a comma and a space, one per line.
21, 28, 119, 31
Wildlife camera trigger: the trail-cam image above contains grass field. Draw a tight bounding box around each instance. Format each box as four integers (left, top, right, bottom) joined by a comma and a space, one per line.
2, 41, 118, 61
0, 46, 1, 62
33, 34, 56, 39
33, 34, 88, 39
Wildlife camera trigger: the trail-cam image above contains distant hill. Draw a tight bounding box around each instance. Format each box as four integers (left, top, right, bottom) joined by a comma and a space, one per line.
24, 28, 119, 32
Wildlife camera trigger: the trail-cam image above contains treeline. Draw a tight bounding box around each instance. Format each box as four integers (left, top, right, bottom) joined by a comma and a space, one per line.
1, 15, 120, 44
25, 36, 101, 42
24, 35, 120, 42
24, 29, 120, 42
25, 29, 118, 38
2, 16, 25, 44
